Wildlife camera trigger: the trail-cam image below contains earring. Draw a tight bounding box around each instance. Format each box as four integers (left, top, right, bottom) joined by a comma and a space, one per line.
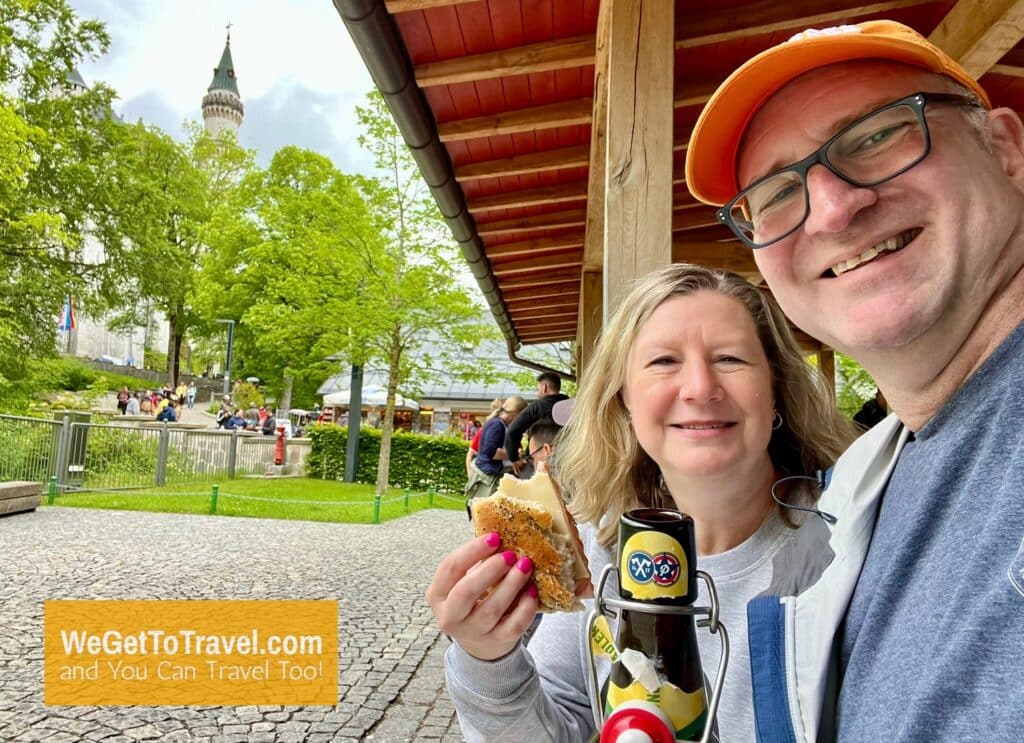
772, 410, 784, 430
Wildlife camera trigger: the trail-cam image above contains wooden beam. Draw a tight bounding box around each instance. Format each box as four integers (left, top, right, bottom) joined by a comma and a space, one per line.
817, 348, 836, 390
989, 46, 1024, 77
505, 296, 581, 312
930, 0, 1024, 78
675, 0, 932, 49
672, 208, 721, 232
673, 78, 722, 110
416, 35, 595, 87
486, 230, 586, 260
493, 252, 583, 277
603, 0, 675, 318
577, 270, 603, 374
583, 0, 612, 274
519, 333, 575, 344
468, 180, 587, 212
499, 268, 581, 289
503, 282, 580, 300
456, 144, 590, 181
512, 307, 579, 322
516, 317, 579, 330
672, 240, 758, 274
385, 0, 478, 11
438, 98, 592, 142
476, 208, 587, 237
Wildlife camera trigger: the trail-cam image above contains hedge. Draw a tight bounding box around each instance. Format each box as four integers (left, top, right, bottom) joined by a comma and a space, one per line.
307, 425, 469, 494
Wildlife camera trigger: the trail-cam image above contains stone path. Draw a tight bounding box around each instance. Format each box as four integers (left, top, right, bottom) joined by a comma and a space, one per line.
0, 506, 471, 742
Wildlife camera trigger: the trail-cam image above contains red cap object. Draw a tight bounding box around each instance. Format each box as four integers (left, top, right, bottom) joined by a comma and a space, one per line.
601, 702, 675, 743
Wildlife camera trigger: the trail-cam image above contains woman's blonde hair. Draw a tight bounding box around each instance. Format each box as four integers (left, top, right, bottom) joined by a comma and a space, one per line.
502, 395, 528, 416
485, 397, 503, 421
556, 263, 858, 548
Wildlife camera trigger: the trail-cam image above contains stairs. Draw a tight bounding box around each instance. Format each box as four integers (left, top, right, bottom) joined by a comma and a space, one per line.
0, 481, 42, 516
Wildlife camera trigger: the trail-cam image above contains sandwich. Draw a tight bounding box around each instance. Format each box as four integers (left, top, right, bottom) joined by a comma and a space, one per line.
471, 471, 592, 612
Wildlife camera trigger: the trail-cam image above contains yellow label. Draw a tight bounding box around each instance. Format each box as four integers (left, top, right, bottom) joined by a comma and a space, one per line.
44, 600, 338, 705
606, 678, 708, 737
589, 614, 619, 662
620, 531, 688, 600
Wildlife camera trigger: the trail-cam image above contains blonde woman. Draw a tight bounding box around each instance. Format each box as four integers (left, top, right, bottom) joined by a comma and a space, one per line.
428, 264, 858, 741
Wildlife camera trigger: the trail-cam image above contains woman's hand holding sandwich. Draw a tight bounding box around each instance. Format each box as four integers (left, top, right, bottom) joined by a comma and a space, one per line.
426, 531, 539, 661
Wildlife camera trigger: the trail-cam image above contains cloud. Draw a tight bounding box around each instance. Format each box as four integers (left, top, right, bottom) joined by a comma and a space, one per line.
116, 91, 192, 140
238, 82, 375, 175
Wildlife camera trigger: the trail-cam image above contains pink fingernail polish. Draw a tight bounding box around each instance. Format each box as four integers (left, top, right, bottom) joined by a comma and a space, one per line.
526, 585, 538, 598
517, 557, 533, 574
484, 532, 501, 548
501, 551, 517, 566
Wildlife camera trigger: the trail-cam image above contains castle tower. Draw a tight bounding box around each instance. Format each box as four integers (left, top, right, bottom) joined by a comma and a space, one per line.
201, 30, 244, 136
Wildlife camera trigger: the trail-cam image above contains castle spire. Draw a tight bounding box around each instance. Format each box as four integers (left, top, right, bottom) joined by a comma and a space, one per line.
202, 27, 244, 136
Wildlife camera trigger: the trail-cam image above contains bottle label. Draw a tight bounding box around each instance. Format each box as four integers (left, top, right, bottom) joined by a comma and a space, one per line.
620, 531, 688, 600
606, 678, 708, 740
589, 614, 619, 663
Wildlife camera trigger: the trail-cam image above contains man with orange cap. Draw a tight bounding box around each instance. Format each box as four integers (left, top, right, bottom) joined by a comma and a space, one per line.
686, 20, 1024, 742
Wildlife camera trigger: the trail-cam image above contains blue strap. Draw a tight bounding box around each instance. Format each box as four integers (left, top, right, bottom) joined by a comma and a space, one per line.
748, 595, 797, 743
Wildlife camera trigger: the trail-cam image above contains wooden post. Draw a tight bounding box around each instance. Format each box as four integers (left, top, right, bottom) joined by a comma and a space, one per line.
817, 348, 836, 395
601, 0, 675, 318
577, 271, 603, 375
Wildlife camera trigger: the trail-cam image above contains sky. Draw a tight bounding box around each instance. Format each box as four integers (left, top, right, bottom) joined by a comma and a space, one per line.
69, 0, 377, 174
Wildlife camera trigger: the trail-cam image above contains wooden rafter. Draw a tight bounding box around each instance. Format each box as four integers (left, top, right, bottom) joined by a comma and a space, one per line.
416, 34, 594, 87
504, 296, 581, 312
672, 240, 758, 274
930, 0, 1024, 78
493, 252, 583, 277
438, 98, 592, 142
673, 209, 723, 232
499, 268, 581, 289
485, 230, 586, 260
518, 331, 575, 342
384, 0, 478, 11
503, 282, 580, 301
990, 47, 1024, 76
468, 180, 587, 212
675, 0, 933, 49
516, 317, 578, 330
512, 307, 579, 321
455, 144, 590, 180
476, 208, 587, 237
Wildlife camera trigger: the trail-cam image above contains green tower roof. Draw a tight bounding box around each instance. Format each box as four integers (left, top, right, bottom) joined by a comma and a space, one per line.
207, 36, 239, 96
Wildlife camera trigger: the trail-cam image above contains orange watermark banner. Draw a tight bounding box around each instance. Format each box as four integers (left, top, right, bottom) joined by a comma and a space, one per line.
44, 600, 338, 705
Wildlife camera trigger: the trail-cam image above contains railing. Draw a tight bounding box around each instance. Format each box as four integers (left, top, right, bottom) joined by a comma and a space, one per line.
0, 414, 310, 494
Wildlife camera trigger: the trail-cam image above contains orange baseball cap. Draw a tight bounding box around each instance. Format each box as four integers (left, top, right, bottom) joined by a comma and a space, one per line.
685, 20, 991, 207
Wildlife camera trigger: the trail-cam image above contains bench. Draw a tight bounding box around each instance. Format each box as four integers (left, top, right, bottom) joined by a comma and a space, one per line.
0, 481, 42, 516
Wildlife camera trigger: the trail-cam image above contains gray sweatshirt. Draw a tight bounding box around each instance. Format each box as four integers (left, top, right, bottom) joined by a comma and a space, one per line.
445, 508, 832, 741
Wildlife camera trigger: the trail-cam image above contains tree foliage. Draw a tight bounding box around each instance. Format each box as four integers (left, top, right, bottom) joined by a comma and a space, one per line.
351, 91, 497, 495
0, 0, 123, 382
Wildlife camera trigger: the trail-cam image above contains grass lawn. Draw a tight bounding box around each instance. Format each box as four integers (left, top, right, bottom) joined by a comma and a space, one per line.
51, 477, 465, 524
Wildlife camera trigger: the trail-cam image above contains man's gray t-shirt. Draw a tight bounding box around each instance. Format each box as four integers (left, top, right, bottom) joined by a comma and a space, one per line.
837, 322, 1024, 740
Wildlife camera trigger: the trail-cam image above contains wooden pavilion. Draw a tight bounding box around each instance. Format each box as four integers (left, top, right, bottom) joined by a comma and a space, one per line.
334, 0, 1024, 380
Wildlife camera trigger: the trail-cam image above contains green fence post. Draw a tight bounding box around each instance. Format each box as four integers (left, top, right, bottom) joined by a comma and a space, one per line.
210, 484, 219, 514
403, 489, 410, 514
428, 486, 435, 508
373, 493, 382, 524
48, 476, 57, 505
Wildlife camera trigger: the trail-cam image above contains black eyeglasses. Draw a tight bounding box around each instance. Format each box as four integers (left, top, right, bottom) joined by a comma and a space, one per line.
718, 92, 982, 249
524, 445, 546, 463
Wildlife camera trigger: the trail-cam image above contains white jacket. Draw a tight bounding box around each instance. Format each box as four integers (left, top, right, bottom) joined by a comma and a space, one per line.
748, 414, 911, 742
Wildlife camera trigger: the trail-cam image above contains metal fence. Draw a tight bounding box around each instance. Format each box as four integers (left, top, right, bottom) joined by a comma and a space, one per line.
0, 414, 308, 493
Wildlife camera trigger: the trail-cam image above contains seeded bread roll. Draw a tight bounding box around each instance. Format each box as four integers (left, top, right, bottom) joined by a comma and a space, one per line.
471, 472, 591, 612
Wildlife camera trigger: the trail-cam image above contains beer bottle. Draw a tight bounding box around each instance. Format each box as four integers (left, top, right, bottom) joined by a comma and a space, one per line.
604, 508, 710, 741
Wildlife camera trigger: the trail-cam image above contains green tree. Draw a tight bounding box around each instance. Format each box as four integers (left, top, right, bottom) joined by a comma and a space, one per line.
112, 121, 255, 388
352, 92, 497, 496
0, 0, 126, 382
197, 145, 372, 406
836, 353, 879, 418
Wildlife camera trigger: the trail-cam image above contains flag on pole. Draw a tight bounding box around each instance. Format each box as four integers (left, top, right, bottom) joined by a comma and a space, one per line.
58, 295, 77, 331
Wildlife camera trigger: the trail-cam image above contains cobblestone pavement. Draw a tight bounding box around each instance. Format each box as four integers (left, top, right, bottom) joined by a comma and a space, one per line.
0, 506, 471, 742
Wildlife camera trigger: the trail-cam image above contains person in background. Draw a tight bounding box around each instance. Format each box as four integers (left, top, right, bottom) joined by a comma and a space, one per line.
156, 400, 177, 423
154, 393, 170, 417
464, 396, 528, 507
125, 392, 141, 417
466, 398, 503, 477
683, 20, 1024, 740
503, 372, 569, 475
186, 381, 197, 410
430, 265, 857, 741
261, 409, 277, 436
224, 409, 246, 430
140, 390, 153, 415
116, 386, 129, 415
522, 418, 559, 475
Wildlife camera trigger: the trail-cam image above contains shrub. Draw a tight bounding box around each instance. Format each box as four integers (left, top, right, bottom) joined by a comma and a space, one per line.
307, 425, 469, 493
231, 381, 264, 410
